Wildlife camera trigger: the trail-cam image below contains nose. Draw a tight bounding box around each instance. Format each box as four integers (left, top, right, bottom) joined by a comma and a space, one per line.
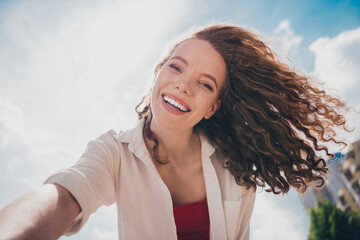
175, 77, 192, 95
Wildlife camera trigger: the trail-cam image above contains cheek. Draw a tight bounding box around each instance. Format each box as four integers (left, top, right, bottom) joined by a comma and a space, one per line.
152, 73, 163, 90
150, 79, 162, 110
152, 71, 170, 96
151, 84, 160, 103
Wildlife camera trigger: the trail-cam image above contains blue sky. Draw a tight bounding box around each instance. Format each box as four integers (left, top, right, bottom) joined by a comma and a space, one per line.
0, 0, 359, 239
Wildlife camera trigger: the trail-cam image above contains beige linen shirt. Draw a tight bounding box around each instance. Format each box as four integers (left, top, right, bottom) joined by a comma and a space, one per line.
45, 119, 256, 240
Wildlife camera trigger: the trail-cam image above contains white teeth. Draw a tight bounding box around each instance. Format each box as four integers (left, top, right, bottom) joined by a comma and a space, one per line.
163, 95, 189, 112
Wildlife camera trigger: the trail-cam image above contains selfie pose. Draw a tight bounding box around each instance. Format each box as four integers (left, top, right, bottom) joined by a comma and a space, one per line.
0, 24, 349, 240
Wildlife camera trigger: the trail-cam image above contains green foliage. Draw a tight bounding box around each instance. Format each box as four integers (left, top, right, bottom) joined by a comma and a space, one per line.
308, 200, 360, 240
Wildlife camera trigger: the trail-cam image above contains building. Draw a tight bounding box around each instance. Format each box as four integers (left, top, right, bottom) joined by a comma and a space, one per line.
300, 140, 360, 215
337, 140, 360, 214
301, 152, 346, 210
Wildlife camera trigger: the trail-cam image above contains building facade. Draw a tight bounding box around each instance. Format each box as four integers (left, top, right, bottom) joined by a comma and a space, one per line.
301, 152, 346, 210
300, 140, 360, 214
337, 140, 360, 213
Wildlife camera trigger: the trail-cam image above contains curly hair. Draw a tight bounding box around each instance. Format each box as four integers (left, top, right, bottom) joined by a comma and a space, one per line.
136, 24, 350, 194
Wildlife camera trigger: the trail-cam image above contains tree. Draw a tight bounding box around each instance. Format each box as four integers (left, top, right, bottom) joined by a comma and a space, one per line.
308, 200, 360, 240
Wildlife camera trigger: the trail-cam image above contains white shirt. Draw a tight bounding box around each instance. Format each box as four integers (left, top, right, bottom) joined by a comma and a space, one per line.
45, 120, 256, 240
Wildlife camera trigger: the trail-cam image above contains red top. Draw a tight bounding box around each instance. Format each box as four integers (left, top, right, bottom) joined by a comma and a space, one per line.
173, 200, 210, 240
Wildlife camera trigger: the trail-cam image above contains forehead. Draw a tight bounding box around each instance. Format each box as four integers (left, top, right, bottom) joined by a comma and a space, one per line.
170, 38, 227, 86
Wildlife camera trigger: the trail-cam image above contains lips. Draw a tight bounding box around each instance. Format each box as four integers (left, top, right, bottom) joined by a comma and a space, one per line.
162, 93, 191, 113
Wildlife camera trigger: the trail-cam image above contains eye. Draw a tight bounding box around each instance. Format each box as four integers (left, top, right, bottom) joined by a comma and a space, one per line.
200, 82, 213, 91
169, 64, 182, 73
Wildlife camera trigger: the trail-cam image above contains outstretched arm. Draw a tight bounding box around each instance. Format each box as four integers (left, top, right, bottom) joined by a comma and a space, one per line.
0, 183, 81, 240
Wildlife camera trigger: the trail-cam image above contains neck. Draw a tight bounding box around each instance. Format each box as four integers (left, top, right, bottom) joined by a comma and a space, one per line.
147, 119, 201, 166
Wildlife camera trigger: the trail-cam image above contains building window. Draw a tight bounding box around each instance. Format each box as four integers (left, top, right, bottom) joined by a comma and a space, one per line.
351, 181, 360, 196
339, 195, 347, 206
347, 150, 355, 159
344, 169, 353, 181
355, 165, 360, 174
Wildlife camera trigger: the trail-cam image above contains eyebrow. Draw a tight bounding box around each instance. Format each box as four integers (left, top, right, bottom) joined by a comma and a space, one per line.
169, 55, 219, 89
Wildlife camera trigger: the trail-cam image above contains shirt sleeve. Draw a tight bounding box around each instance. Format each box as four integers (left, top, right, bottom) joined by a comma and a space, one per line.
44, 129, 121, 235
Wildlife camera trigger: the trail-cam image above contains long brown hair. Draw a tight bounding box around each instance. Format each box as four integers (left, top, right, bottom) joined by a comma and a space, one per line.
136, 24, 350, 194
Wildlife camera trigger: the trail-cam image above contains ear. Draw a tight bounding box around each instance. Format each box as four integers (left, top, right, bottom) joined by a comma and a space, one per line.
204, 100, 221, 119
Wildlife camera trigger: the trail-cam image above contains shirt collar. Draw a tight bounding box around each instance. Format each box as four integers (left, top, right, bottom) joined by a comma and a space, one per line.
113, 119, 154, 170
114, 119, 216, 163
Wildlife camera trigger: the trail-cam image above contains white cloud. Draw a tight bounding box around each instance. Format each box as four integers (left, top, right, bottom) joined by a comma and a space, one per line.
0, 98, 27, 149
92, 227, 117, 240
272, 19, 303, 55
309, 27, 360, 141
309, 27, 360, 96
251, 192, 309, 240
0, 0, 196, 170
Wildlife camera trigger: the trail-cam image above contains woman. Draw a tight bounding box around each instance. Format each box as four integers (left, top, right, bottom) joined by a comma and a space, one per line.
0, 24, 349, 240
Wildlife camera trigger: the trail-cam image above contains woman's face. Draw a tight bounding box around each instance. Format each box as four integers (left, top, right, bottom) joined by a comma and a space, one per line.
150, 38, 227, 132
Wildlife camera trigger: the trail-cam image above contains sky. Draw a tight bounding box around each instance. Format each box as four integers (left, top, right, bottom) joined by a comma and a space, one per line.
0, 0, 359, 239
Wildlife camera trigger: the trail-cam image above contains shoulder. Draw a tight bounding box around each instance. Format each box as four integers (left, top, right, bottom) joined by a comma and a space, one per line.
89, 119, 144, 155
96, 129, 123, 145
85, 129, 124, 157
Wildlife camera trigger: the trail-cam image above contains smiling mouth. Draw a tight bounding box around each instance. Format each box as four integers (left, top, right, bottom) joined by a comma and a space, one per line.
162, 95, 191, 112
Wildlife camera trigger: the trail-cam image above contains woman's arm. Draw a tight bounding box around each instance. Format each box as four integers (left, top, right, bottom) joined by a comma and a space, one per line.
0, 183, 81, 240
